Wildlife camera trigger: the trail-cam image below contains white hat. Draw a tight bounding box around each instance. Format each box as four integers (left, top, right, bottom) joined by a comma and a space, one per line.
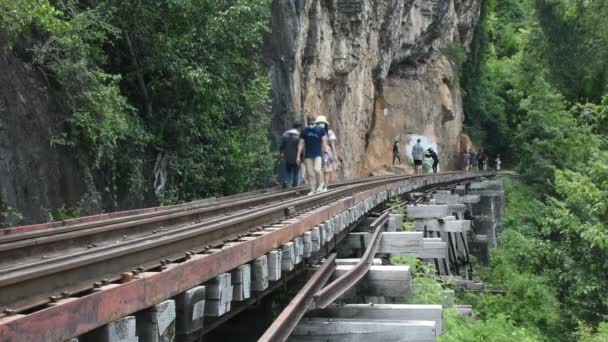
315, 115, 329, 125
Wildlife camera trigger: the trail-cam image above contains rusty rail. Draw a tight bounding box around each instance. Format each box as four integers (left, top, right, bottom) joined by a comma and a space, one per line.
258, 254, 337, 342
0, 176, 410, 315
312, 210, 389, 309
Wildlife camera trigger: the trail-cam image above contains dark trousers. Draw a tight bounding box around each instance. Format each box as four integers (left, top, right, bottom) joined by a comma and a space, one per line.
478, 160, 484, 170
432, 161, 438, 173
283, 162, 300, 188
393, 154, 401, 165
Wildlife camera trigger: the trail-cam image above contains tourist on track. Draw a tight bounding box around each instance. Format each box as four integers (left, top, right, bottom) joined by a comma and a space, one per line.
425, 148, 439, 173
393, 141, 401, 165
315, 116, 338, 191
495, 154, 502, 171
412, 139, 424, 175
470, 150, 477, 170
279, 122, 302, 188
478, 150, 485, 170
463, 150, 471, 171
297, 116, 328, 194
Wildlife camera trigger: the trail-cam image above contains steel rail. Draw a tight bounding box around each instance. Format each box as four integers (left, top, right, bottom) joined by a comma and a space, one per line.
0, 174, 401, 246
0, 184, 301, 238
258, 254, 337, 342
0, 175, 411, 314
312, 210, 390, 309
0, 186, 287, 243
0, 175, 404, 270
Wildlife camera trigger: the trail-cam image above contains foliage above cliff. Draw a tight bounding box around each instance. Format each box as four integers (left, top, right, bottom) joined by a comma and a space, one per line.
463, 0, 608, 161
1, 0, 274, 212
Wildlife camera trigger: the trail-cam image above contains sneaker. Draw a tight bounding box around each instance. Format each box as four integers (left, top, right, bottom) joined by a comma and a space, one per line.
316, 187, 325, 193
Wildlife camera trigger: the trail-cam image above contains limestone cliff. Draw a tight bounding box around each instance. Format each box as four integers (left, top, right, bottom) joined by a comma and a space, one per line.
270, 0, 481, 177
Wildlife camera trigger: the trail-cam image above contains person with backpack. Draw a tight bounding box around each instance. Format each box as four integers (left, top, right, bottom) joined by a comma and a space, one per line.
425, 148, 439, 173
411, 139, 424, 175
279, 123, 302, 188
297, 116, 328, 194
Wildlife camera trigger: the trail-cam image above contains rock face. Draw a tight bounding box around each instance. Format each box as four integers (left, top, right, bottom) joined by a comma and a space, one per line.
270, 0, 481, 177
0, 40, 84, 225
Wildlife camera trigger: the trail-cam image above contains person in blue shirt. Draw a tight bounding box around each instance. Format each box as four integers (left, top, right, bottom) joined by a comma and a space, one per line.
297, 116, 328, 194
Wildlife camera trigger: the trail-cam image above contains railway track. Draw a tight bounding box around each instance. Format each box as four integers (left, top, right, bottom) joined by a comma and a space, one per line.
0, 174, 410, 316
0, 171, 493, 342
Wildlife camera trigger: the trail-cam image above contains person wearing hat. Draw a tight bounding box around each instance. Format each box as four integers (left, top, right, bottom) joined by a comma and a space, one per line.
315, 115, 338, 191
425, 148, 439, 173
279, 122, 303, 188
297, 115, 328, 194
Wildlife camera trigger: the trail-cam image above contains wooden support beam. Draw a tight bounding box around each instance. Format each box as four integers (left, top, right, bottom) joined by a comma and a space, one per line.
268, 250, 282, 281
470, 180, 504, 191
294, 237, 303, 265
406, 205, 450, 219
458, 195, 480, 204
473, 218, 498, 248
231, 264, 251, 301
418, 240, 449, 259
252, 255, 269, 292
281, 242, 296, 272
290, 319, 437, 342
388, 214, 404, 232
81, 316, 137, 342
432, 193, 460, 204
335, 258, 383, 265
135, 299, 176, 342
415, 220, 471, 233
311, 227, 321, 252
310, 304, 443, 335
204, 273, 232, 317
302, 232, 312, 258
175, 285, 205, 336
344, 232, 448, 259
379, 232, 423, 253
334, 265, 412, 299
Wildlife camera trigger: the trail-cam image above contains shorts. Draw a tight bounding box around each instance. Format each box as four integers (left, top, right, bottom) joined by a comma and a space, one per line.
414, 160, 423, 166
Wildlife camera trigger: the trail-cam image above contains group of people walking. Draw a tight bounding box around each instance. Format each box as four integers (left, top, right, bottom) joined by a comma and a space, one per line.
279, 115, 339, 195
393, 139, 502, 174
462, 150, 501, 171
281, 122, 502, 190
393, 139, 440, 175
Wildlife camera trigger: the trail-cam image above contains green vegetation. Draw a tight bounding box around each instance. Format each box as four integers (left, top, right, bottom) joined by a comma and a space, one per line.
392, 256, 542, 340
447, 0, 608, 340
1, 0, 274, 213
